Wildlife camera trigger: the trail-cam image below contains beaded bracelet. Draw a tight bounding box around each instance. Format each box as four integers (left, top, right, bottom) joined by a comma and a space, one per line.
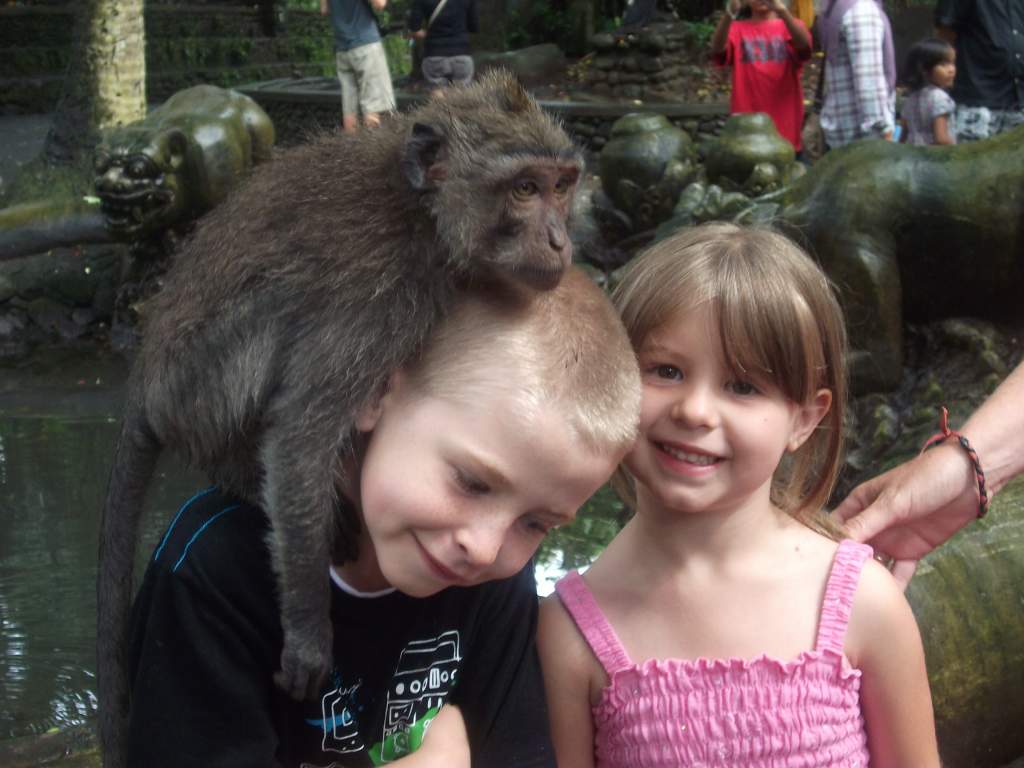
921, 406, 989, 519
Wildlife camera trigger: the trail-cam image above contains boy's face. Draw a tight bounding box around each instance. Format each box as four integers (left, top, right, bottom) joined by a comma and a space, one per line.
351, 372, 620, 597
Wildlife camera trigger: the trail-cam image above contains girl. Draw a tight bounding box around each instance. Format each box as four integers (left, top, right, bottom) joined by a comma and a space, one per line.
710, 0, 813, 153
899, 37, 957, 145
538, 224, 939, 767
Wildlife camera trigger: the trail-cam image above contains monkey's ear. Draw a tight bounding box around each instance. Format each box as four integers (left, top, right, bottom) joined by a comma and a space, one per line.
401, 123, 447, 191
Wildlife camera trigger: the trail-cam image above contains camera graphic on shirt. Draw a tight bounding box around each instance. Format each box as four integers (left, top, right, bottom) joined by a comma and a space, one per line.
320, 680, 364, 755
380, 630, 462, 761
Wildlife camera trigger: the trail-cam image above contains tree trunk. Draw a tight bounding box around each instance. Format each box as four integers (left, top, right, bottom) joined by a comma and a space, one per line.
44, 0, 147, 167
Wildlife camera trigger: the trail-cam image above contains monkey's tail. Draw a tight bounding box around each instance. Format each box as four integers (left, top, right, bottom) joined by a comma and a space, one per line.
96, 400, 161, 768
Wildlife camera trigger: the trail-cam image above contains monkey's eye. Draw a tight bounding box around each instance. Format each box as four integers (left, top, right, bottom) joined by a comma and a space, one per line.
513, 179, 540, 200
553, 176, 573, 196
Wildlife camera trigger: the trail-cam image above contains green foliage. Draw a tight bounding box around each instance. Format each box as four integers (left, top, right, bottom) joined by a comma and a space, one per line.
506, 5, 575, 52
687, 18, 716, 48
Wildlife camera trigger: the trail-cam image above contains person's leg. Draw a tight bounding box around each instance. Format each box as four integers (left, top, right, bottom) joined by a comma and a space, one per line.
421, 56, 450, 87
354, 42, 396, 129
335, 51, 360, 133
448, 55, 474, 86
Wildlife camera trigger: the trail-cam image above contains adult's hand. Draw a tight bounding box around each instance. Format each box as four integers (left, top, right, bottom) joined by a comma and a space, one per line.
833, 442, 978, 587
835, 361, 1024, 588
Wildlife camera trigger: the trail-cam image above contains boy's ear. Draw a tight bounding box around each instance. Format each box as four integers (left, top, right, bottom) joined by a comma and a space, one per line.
356, 370, 407, 433
787, 388, 833, 453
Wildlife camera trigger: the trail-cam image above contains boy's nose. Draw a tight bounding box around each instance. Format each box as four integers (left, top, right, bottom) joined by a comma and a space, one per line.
454, 521, 505, 570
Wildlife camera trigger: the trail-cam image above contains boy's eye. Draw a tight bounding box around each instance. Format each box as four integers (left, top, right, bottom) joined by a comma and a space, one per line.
728, 380, 759, 396
521, 516, 552, 536
453, 468, 490, 495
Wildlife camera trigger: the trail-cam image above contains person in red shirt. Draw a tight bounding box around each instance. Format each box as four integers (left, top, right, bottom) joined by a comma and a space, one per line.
711, 0, 813, 152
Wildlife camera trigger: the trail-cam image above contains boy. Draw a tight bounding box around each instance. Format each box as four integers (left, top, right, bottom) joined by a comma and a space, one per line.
123, 267, 641, 767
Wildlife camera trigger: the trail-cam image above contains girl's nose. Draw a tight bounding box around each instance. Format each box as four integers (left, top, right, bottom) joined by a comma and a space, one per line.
670, 385, 719, 429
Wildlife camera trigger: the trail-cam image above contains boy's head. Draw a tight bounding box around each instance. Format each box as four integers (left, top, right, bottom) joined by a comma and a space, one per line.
350, 267, 641, 596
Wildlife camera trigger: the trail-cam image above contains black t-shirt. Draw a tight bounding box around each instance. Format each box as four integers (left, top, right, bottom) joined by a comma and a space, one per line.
934, 0, 1024, 109
408, 0, 479, 58
126, 487, 556, 767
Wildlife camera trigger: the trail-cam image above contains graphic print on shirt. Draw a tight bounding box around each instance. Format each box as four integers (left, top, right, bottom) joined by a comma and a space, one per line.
308, 676, 367, 755
369, 630, 462, 764
741, 36, 788, 63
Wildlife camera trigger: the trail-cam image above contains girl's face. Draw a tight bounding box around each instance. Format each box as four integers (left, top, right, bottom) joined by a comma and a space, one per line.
624, 304, 830, 521
930, 49, 956, 90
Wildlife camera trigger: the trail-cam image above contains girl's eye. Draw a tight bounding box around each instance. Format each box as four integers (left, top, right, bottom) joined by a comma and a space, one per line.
454, 468, 489, 495
653, 364, 683, 381
728, 380, 759, 396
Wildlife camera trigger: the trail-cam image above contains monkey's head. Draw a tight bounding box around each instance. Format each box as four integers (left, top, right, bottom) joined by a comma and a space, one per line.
400, 70, 585, 291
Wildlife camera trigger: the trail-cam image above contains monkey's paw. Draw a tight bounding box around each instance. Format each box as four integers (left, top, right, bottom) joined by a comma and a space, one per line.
274, 626, 333, 701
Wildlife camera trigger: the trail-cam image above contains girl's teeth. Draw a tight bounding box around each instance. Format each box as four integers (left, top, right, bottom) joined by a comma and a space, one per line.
663, 445, 717, 465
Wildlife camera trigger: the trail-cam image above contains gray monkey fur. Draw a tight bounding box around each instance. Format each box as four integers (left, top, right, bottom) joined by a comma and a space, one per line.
96, 70, 584, 767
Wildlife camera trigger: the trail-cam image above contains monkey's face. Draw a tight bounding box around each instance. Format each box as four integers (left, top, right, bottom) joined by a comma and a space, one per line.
482, 159, 582, 291
346, 370, 620, 597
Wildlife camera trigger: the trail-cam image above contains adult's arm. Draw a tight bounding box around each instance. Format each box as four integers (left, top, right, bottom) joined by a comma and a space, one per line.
843, 3, 895, 139
320, 0, 329, 16
835, 361, 1024, 585
407, 0, 426, 33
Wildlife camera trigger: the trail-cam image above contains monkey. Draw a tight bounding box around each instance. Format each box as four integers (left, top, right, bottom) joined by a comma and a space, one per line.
96, 70, 584, 767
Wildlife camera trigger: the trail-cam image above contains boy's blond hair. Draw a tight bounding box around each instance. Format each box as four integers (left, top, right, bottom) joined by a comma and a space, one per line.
405, 267, 641, 456
611, 223, 848, 536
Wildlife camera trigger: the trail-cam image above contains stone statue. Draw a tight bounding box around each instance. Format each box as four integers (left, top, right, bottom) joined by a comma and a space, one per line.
703, 112, 805, 195
594, 113, 698, 235
778, 126, 1024, 393
94, 85, 275, 242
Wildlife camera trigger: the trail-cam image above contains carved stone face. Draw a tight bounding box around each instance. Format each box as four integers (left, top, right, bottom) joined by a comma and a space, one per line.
93, 128, 188, 240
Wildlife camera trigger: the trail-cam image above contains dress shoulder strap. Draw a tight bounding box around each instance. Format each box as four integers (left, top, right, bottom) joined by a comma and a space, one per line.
815, 538, 874, 654
554, 570, 633, 676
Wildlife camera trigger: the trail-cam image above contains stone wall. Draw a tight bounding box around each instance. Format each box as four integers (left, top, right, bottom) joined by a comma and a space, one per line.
0, 3, 336, 115
584, 21, 710, 102
239, 79, 730, 151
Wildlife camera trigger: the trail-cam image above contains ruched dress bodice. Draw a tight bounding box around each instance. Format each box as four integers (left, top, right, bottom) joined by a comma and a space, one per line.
554, 539, 873, 768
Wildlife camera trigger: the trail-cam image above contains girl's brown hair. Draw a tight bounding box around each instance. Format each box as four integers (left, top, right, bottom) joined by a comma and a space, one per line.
611, 223, 848, 538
